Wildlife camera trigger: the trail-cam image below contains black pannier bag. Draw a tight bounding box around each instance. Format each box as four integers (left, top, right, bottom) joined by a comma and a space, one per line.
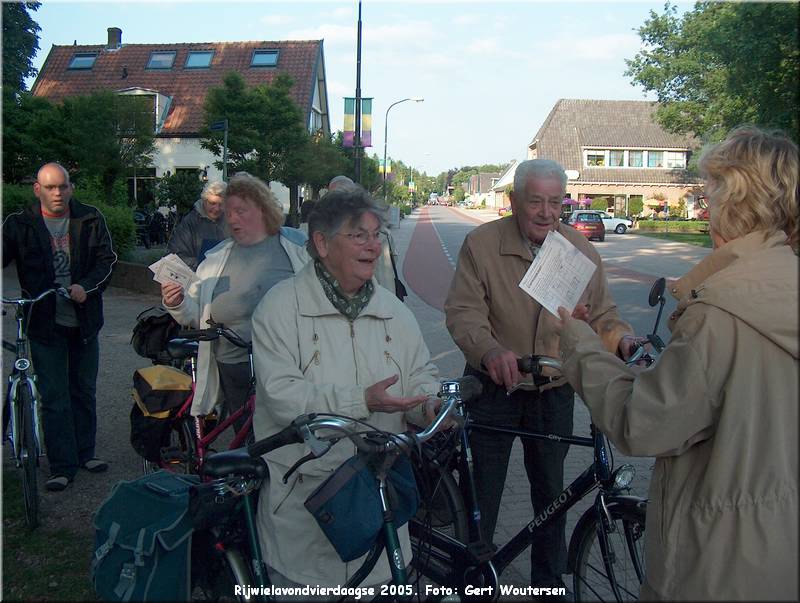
131, 305, 181, 363
130, 366, 191, 462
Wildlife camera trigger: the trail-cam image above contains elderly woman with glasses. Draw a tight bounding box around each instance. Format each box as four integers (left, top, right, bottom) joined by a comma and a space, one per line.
557, 126, 798, 600
250, 184, 440, 590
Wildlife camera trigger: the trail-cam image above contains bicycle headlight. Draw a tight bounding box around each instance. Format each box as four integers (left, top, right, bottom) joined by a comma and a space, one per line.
14, 358, 30, 371
612, 464, 636, 490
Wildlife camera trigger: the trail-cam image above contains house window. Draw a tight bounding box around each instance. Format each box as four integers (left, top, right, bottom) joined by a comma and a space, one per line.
68, 53, 98, 70
586, 151, 605, 167
250, 50, 279, 67
147, 51, 177, 70
647, 151, 664, 168
628, 150, 644, 167
665, 151, 686, 168
609, 150, 624, 167
185, 51, 214, 69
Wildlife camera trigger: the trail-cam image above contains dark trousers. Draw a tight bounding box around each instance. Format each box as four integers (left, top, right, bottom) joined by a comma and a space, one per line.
216, 361, 252, 434
464, 366, 574, 588
30, 326, 100, 479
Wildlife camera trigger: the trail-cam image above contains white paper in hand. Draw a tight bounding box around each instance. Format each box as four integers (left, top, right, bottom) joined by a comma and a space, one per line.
518, 230, 596, 317
148, 254, 198, 289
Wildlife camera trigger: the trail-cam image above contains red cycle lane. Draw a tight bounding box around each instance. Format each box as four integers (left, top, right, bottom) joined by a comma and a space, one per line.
402, 207, 455, 312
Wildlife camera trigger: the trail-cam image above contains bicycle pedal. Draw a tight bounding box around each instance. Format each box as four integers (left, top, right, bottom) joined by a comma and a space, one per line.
466, 540, 497, 563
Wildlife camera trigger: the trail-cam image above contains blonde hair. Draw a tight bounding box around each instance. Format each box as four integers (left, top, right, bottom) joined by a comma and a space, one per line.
699, 126, 798, 249
224, 172, 284, 235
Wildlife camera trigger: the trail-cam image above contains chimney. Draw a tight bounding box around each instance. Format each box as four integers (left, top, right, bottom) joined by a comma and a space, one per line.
107, 27, 122, 50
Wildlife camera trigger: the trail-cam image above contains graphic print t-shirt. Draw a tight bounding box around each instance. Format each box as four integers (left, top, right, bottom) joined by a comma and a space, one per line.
43, 213, 78, 327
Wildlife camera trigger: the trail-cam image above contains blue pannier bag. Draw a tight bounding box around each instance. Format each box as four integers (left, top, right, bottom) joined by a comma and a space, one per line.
304, 452, 418, 562
91, 470, 199, 601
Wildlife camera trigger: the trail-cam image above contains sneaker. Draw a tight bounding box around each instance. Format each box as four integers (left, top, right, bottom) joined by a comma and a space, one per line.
45, 474, 72, 492
81, 458, 109, 473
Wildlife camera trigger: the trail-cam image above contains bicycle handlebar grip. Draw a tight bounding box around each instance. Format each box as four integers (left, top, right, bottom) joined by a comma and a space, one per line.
248, 424, 303, 457
517, 355, 538, 375
179, 328, 217, 341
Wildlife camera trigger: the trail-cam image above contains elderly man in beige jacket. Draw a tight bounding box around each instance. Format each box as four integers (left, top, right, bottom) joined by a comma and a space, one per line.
445, 159, 636, 595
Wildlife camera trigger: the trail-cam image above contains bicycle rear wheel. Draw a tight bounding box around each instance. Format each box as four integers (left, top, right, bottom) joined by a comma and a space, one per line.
571, 503, 646, 601
18, 384, 39, 529
143, 416, 197, 475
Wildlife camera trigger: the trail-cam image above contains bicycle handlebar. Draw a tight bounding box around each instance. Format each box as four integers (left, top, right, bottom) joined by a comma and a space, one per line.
178, 324, 250, 349
246, 375, 483, 462
2, 287, 70, 306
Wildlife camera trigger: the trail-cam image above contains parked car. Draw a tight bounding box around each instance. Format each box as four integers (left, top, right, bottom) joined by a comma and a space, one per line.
497, 205, 511, 216
595, 211, 633, 234
565, 211, 605, 242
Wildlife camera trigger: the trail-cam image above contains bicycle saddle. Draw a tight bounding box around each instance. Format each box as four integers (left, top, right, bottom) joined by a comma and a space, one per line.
203, 448, 269, 480
166, 338, 199, 360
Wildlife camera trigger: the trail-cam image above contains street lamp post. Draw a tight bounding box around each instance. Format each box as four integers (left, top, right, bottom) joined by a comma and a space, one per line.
382, 97, 424, 204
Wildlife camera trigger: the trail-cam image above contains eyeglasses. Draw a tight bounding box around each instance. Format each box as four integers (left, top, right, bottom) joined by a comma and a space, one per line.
336, 230, 385, 246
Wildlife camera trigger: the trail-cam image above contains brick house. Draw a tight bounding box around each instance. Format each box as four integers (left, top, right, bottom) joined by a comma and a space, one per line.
31, 27, 331, 210
527, 99, 703, 218
465, 171, 502, 206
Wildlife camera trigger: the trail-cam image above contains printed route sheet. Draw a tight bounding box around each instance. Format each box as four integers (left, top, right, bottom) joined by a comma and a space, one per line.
148, 254, 198, 289
518, 230, 596, 317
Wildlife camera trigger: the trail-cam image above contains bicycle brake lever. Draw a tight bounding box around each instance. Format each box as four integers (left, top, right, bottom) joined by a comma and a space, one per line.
282, 452, 316, 484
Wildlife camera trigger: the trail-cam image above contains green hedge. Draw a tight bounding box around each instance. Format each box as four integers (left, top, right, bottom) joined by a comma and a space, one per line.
637, 220, 709, 233
2, 183, 136, 259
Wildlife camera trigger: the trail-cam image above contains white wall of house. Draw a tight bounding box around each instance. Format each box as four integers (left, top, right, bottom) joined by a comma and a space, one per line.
153, 137, 291, 213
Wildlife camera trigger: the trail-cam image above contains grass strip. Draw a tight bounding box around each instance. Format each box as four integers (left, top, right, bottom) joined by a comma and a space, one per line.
636, 231, 713, 248
1, 469, 97, 601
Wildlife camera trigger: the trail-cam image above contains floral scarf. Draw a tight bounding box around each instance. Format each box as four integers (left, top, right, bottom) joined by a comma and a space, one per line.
314, 259, 374, 321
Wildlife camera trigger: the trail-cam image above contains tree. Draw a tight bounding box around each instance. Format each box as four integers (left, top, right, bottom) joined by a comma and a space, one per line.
200, 72, 308, 184
2, 1, 41, 99
156, 172, 204, 215
625, 2, 800, 143
61, 92, 156, 203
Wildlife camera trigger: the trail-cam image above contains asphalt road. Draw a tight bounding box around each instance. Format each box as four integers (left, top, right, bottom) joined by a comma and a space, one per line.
2, 208, 710, 590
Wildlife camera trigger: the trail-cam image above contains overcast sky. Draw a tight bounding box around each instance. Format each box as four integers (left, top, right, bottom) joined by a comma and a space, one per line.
28, 0, 693, 176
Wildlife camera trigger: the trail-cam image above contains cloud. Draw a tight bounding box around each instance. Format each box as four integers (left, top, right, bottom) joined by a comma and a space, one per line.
260, 14, 293, 26
537, 33, 641, 62
454, 14, 481, 25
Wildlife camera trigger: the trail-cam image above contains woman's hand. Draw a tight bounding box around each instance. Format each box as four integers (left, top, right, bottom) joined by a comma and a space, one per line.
365, 375, 428, 413
161, 281, 184, 307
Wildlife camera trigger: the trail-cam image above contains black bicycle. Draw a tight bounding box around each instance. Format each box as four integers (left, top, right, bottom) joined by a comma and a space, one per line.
407, 278, 668, 602
3, 287, 71, 529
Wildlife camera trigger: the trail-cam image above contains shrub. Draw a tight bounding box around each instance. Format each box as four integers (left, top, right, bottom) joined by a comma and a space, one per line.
1, 184, 33, 218
94, 202, 136, 259
1, 183, 136, 259
637, 220, 709, 233
73, 175, 128, 207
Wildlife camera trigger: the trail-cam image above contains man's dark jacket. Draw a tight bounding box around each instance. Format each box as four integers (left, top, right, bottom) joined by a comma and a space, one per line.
2, 198, 117, 342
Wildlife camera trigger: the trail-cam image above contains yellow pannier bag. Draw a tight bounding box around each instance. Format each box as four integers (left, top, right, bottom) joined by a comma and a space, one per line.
132, 365, 192, 415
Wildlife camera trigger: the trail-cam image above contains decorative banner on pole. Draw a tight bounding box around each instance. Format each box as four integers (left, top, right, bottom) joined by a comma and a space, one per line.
343, 97, 356, 147
361, 98, 372, 148
379, 158, 392, 174
342, 97, 373, 148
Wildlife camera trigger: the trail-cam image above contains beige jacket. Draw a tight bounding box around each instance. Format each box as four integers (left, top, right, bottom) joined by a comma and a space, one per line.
560, 231, 799, 600
251, 261, 440, 586
445, 216, 631, 385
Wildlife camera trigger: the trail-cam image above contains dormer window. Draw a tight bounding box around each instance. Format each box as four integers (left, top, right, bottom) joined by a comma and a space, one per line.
185, 50, 214, 69
147, 51, 176, 70
250, 49, 279, 67
68, 53, 98, 70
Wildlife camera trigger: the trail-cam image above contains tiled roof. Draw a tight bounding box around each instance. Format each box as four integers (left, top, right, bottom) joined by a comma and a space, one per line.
32, 40, 323, 136
529, 99, 699, 184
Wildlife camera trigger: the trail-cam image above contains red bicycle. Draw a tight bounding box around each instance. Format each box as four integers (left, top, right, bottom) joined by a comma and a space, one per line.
142, 322, 255, 476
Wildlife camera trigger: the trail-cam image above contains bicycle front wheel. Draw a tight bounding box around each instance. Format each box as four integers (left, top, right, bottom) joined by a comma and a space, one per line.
413, 458, 469, 543
571, 500, 646, 602
18, 384, 39, 529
